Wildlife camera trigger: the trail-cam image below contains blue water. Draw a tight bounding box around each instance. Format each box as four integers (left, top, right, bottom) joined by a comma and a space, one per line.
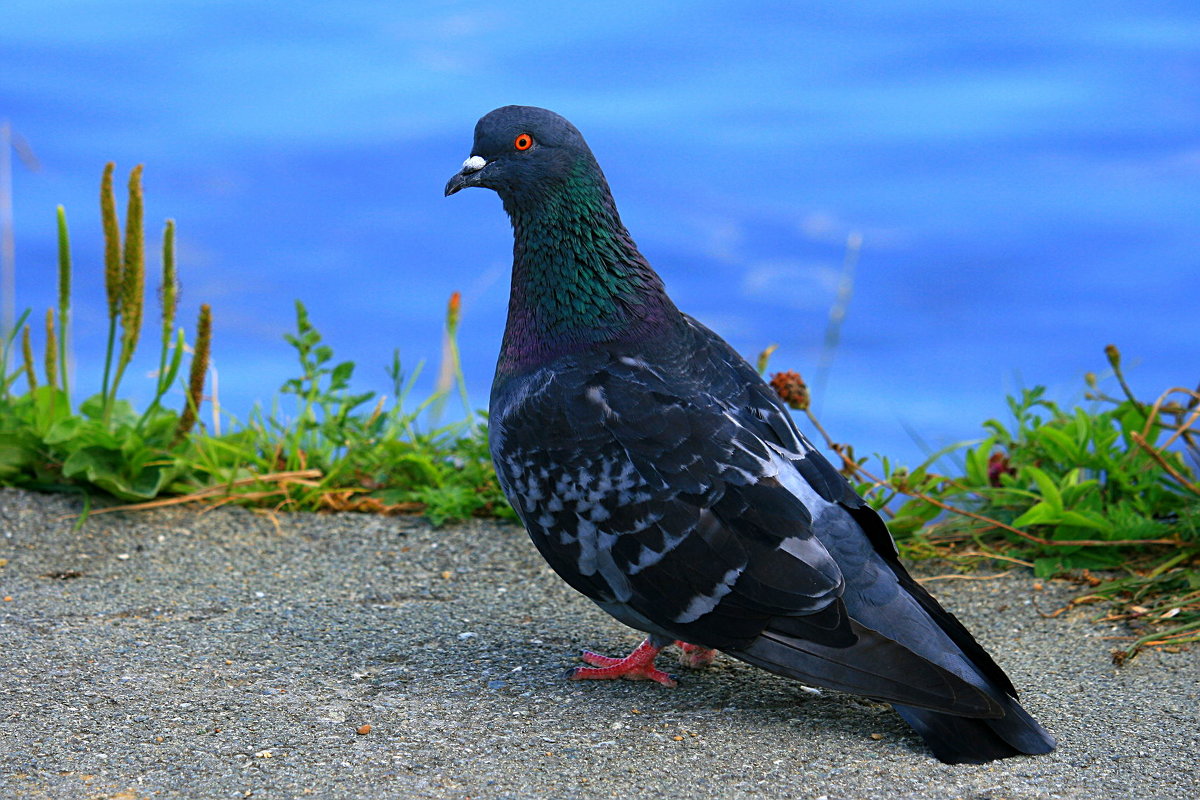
3, 2, 1198, 466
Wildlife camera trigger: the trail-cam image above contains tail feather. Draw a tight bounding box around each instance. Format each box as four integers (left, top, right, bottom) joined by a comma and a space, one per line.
733, 612, 1057, 764
894, 696, 1057, 764
732, 619, 1003, 717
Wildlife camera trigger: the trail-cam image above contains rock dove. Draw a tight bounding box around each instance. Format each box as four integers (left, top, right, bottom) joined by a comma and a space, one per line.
444, 105, 1056, 764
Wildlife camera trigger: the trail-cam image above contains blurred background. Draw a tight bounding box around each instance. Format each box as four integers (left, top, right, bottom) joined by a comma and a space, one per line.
2, 1, 1197, 466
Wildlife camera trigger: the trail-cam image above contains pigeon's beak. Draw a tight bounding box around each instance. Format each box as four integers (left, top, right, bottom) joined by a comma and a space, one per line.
444, 155, 489, 197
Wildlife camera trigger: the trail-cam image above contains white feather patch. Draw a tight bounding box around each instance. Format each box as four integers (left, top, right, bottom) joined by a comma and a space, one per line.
674, 567, 742, 623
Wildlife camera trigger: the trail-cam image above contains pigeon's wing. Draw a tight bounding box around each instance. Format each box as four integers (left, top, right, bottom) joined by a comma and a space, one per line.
492, 349, 844, 648
686, 320, 1020, 700
491, 337, 999, 715
676, 319, 1055, 753
789, 440, 1020, 697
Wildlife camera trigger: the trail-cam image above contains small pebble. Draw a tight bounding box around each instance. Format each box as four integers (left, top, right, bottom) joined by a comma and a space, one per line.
357, 724, 372, 735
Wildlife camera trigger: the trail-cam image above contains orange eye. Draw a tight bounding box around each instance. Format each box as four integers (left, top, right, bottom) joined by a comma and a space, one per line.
514, 133, 533, 151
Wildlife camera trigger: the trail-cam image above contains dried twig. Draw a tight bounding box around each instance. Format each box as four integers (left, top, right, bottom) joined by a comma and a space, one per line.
952, 551, 1035, 568
73, 469, 323, 516
1140, 386, 1200, 443
1130, 432, 1200, 497
916, 570, 1013, 584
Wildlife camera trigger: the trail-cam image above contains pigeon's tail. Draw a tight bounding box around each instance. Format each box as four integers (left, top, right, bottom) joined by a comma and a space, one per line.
731, 616, 1006, 718
894, 693, 1056, 764
732, 612, 1057, 764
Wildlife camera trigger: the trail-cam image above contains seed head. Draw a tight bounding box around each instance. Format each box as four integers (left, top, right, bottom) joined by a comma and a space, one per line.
43, 309, 58, 389
447, 291, 462, 334
987, 451, 1016, 487
1104, 344, 1121, 370
769, 370, 810, 411
175, 303, 212, 444
100, 163, 123, 319
20, 325, 36, 391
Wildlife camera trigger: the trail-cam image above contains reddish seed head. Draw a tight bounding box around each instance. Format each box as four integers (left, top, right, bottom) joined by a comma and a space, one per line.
987, 451, 1016, 487
770, 370, 810, 411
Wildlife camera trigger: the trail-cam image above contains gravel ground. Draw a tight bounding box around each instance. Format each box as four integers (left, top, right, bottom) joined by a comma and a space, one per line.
0, 488, 1196, 800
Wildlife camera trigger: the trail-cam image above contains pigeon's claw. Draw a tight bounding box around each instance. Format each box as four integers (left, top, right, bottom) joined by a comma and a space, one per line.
569, 638, 677, 687
675, 641, 718, 669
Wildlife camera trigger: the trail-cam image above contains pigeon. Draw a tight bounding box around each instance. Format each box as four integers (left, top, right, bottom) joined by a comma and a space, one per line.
444, 105, 1056, 764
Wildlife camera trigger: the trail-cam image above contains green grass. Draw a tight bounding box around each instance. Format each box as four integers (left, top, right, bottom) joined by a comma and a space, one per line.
3, 164, 1197, 663
0, 164, 514, 525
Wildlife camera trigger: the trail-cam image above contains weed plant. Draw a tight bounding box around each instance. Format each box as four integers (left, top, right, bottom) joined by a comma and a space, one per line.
0, 166, 200, 502
183, 295, 512, 525
767, 352, 1199, 662
0, 165, 512, 524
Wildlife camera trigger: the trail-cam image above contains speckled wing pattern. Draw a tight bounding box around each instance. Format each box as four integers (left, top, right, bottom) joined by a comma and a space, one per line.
489, 316, 1001, 715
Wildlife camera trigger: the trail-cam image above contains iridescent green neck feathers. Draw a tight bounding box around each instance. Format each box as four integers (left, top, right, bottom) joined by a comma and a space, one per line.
497, 158, 676, 376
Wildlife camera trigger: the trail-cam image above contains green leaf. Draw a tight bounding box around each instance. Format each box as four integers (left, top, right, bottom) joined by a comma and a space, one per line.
78, 392, 107, 420
1033, 557, 1063, 579
62, 445, 175, 501
31, 386, 71, 432
61, 445, 121, 483
43, 415, 88, 445
0, 432, 37, 479
1012, 501, 1059, 528
982, 419, 1011, 442
1023, 465, 1063, 512
1118, 404, 1149, 442
964, 438, 994, 487
1035, 426, 1080, 463
330, 360, 355, 388
1056, 510, 1115, 535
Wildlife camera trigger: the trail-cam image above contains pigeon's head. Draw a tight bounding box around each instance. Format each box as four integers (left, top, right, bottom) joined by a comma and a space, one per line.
444, 106, 595, 202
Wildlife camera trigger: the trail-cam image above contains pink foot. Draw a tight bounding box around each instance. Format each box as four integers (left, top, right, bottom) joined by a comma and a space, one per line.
675, 641, 718, 669
570, 638, 677, 687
